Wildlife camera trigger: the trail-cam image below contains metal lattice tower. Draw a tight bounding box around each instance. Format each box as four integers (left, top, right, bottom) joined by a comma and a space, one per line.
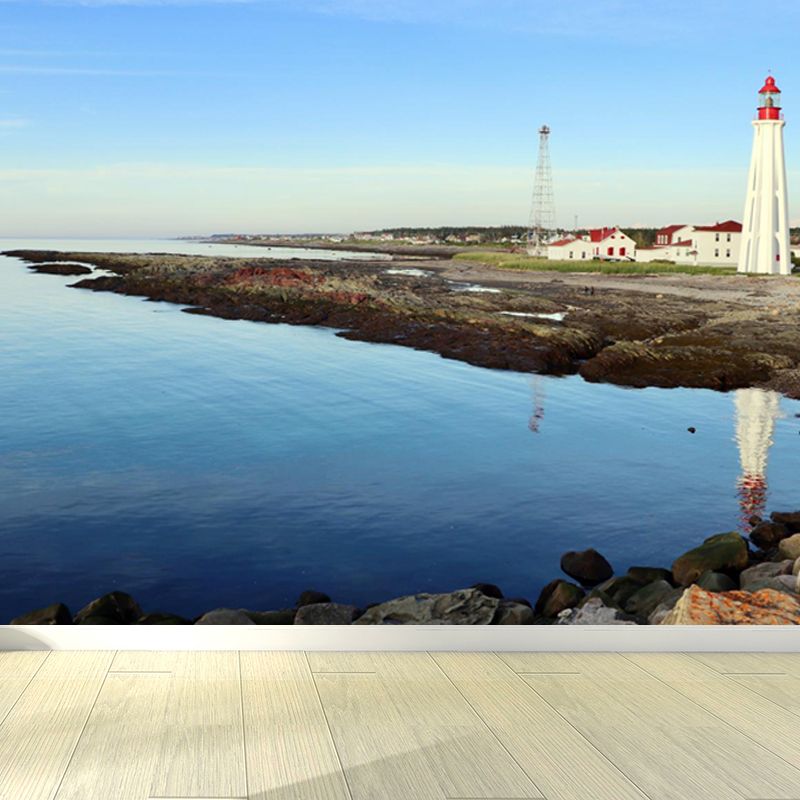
526, 125, 556, 257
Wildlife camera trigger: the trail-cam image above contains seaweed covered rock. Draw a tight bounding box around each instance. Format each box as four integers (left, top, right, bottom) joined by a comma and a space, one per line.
624, 580, 675, 618
671, 532, 749, 586
10, 602, 72, 625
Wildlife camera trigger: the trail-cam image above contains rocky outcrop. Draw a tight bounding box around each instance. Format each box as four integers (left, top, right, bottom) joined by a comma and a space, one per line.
294, 603, 360, 625
556, 598, 637, 625
10, 603, 72, 625
560, 549, 613, 586
74, 591, 142, 624
27, 262, 92, 276
195, 608, 256, 625
671, 532, 749, 586
660, 586, 800, 625
778, 534, 800, 560
534, 579, 585, 618
354, 588, 499, 625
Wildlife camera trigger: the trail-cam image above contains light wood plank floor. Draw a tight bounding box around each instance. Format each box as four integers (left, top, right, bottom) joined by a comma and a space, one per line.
0, 651, 798, 800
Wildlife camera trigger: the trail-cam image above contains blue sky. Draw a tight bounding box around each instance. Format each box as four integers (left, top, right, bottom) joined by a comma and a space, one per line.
1, 0, 799, 236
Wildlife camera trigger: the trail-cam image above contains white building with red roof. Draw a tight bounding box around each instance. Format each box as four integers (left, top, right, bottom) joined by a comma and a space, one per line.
636, 220, 742, 266
546, 226, 635, 262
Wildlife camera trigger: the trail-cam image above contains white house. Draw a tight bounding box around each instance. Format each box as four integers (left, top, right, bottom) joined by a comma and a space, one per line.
636, 221, 742, 266
547, 226, 636, 261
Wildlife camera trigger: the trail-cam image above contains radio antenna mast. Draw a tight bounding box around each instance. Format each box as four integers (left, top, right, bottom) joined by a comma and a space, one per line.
526, 125, 556, 257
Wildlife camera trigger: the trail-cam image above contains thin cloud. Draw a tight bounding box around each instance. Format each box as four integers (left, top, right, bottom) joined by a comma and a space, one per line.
0, 118, 29, 128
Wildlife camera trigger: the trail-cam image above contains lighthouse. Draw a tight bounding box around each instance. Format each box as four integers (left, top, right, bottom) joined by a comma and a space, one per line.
738, 75, 791, 275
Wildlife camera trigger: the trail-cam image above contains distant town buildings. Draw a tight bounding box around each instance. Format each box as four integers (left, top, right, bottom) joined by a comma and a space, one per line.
547, 227, 635, 261
637, 220, 743, 265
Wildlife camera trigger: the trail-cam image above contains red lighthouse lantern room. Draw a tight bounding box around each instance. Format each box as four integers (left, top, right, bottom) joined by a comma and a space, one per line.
758, 75, 782, 120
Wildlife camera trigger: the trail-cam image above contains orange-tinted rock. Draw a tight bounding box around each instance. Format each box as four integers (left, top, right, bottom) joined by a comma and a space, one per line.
660, 585, 800, 625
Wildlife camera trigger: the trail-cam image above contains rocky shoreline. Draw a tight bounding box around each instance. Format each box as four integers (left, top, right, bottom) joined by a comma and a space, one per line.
10, 509, 800, 625
6, 248, 800, 395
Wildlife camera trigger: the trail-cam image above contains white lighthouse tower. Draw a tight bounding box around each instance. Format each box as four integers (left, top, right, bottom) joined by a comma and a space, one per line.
739, 75, 791, 275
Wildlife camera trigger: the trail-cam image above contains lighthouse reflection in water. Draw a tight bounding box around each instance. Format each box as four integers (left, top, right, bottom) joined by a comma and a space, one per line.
735, 388, 783, 528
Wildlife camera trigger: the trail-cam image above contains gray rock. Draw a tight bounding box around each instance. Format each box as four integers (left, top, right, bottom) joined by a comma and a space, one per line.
354, 588, 499, 625
74, 591, 142, 624
744, 575, 799, 595
624, 580, 675, 618
647, 588, 685, 625
793, 557, 800, 577
296, 590, 332, 608
779, 534, 800, 561
592, 576, 641, 608
195, 608, 256, 625
560, 548, 614, 586
493, 601, 535, 625
294, 603, 359, 625
245, 609, 296, 625
749, 521, 790, 550
740, 560, 793, 590
556, 598, 637, 625
10, 602, 72, 625
696, 571, 737, 592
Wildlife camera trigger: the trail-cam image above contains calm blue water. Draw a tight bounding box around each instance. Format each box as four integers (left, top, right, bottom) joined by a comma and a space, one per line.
1, 239, 799, 622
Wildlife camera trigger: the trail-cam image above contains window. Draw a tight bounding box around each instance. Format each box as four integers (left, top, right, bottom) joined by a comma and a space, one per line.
715, 233, 720, 242
569, 251, 574, 259
620, 247, 626, 256
607, 247, 614, 256
726, 233, 731, 242
581, 251, 586, 259
726, 249, 731, 258
714, 248, 719, 257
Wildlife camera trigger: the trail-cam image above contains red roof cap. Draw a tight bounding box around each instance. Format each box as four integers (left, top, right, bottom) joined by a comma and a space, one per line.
548, 238, 577, 247
588, 226, 618, 242
759, 75, 781, 94
693, 220, 742, 233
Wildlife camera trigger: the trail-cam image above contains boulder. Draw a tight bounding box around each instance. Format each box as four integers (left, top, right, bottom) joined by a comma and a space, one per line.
294, 603, 359, 625
739, 560, 793, 590
10, 603, 72, 625
354, 588, 499, 625
471, 582, 504, 600
74, 591, 142, 624
296, 590, 332, 608
556, 598, 638, 625
660, 586, 800, 625
749, 521, 790, 550
245, 609, 296, 625
624, 580, 675, 618
696, 571, 737, 592
560, 548, 613, 586
136, 612, 190, 625
744, 575, 799, 595
770, 511, 800, 532
627, 566, 674, 586
647, 588, 685, 625
534, 580, 585, 618
493, 601, 535, 625
794, 557, 800, 577
592, 576, 641, 608
195, 608, 256, 625
671, 532, 749, 586
77, 615, 119, 624
778, 534, 800, 561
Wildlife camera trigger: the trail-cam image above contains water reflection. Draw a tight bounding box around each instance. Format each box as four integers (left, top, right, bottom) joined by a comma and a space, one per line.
735, 388, 783, 528
528, 376, 546, 433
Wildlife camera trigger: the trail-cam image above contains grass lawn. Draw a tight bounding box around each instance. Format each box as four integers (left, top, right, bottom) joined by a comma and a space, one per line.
454, 251, 738, 276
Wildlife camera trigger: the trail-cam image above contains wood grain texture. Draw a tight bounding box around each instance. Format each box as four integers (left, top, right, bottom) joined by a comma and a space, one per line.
628, 653, 800, 770
240, 651, 351, 800
0, 651, 49, 723
148, 651, 247, 800
0, 651, 114, 800
110, 651, 179, 673
54, 673, 170, 800
727, 673, 800, 716
689, 652, 800, 675
432, 652, 648, 800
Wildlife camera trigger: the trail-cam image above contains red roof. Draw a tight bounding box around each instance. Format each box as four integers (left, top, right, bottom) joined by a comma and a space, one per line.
759, 75, 781, 94
671, 240, 694, 247
548, 238, 577, 247
656, 224, 687, 241
588, 227, 618, 242
693, 220, 742, 233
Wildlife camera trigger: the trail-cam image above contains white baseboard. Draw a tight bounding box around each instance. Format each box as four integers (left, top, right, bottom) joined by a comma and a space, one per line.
1, 624, 799, 652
